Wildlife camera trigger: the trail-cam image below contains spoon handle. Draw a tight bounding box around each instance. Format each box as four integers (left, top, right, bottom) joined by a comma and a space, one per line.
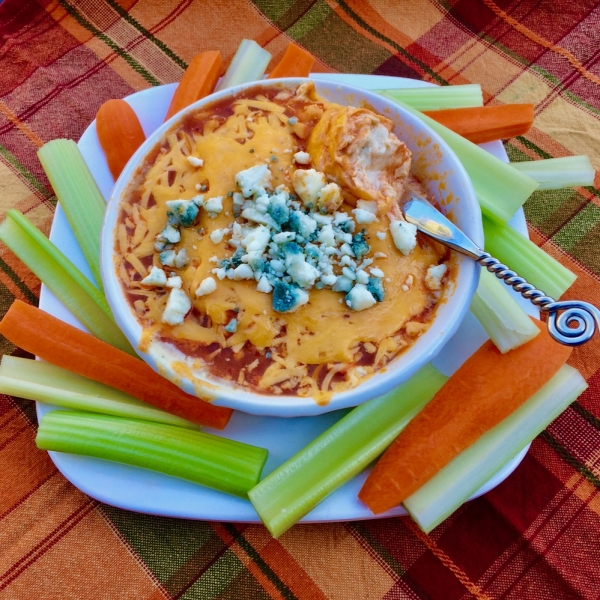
475, 253, 600, 346
403, 195, 600, 346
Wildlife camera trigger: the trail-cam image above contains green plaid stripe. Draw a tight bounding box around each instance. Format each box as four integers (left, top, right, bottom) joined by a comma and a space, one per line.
0, 144, 53, 201
55, 0, 162, 86
102, 0, 188, 69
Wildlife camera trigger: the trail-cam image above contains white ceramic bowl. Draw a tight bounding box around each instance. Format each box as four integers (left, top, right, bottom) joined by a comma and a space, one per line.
101, 78, 482, 417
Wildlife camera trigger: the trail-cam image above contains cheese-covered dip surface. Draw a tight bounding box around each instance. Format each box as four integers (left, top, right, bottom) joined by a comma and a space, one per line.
115, 82, 449, 403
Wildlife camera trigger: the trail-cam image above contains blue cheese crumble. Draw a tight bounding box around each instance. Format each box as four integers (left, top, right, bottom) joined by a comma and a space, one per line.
187, 156, 204, 168
159, 248, 189, 269
293, 151, 311, 164
203, 196, 223, 217
154, 224, 180, 251
236, 164, 272, 197
205, 165, 396, 313
154, 162, 439, 319
195, 277, 217, 297
166, 275, 183, 289
291, 168, 343, 213
162, 288, 191, 325
352, 200, 379, 224
425, 264, 447, 290
389, 219, 417, 255
141, 266, 167, 287
346, 284, 377, 311
210, 228, 226, 244
272, 281, 309, 313
166, 199, 199, 227
224, 318, 238, 333
291, 168, 326, 206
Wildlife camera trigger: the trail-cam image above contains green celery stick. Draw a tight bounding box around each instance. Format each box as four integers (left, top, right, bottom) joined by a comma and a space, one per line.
38, 139, 106, 290
377, 84, 483, 111
37, 410, 268, 498
0, 356, 200, 430
216, 39, 272, 91
483, 216, 577, 300
470, 268, 539, 353
511, 156, 595, 190
0, 210, 135, 355
248, 363, 448, 538
404, 364, 587, 532
382, 96, 539, 224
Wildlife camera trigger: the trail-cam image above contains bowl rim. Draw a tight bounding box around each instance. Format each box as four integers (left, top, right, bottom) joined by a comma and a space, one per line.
101, 77, 482, 417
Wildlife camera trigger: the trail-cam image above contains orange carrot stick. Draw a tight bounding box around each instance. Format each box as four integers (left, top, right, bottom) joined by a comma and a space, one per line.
0, 300, 232, 430
358, 319, 571, 514
96, 99, 146, 180
268, 42, 315, 79
422, 104, 534, 144
164, 51, 222, 121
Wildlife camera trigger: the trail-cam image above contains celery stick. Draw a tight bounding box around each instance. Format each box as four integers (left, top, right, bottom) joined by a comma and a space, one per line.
382, 97, 539, 224
37, 410, 268, 497
0, 210, 135, 355
470, 268, 539, 353
38, 139, 106, 290
377, 84, 483, 111
248, 363, 448, 538
483, 216, 577, 299
0, 356, 200, 430
216, 39, 272, 91
511, 156, 595, 190
404, 364, 587, 533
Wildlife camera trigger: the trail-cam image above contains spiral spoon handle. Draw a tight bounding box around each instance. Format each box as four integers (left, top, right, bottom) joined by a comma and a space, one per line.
476, 253, 600, 346
403, 194, 600, 347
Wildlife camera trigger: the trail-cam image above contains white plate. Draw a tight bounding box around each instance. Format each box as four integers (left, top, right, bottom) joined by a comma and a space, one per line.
38, 75, 531, 522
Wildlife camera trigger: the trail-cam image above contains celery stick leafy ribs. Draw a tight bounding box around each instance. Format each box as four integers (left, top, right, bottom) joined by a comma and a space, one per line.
248, 364, 448, 537
470, 268, 540, 353
37, 410, 268, 498
216, 39, 272, 91
511, 155, 595, 190
377, 84, 483, 111
38, 139, 107, 291
483, 216, 577, 300
0, 356, 201, 430
0, 210, 135, 355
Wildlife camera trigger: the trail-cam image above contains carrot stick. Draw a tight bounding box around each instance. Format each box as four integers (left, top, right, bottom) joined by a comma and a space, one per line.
422, 104, 534, 144
164, 51, 221, 121
96, 99, 146, 180
358, 319, 571, 514
0, 300, 232, 430
267, 42, 315, 79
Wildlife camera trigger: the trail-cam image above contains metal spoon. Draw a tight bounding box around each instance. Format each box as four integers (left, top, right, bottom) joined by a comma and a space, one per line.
402, 194, 600, 346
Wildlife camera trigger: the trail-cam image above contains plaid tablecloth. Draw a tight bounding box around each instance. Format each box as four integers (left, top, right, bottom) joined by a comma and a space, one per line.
1, 1, 599, 598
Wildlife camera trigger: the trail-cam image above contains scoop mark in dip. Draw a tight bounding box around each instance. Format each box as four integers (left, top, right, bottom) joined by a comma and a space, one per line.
115, 82, 450, 402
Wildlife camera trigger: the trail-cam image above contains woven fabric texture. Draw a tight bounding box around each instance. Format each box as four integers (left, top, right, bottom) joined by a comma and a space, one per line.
0, 1, 599, 598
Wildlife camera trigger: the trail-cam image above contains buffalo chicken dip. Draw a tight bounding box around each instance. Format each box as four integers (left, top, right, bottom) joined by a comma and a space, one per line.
114, 82, 450, 403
